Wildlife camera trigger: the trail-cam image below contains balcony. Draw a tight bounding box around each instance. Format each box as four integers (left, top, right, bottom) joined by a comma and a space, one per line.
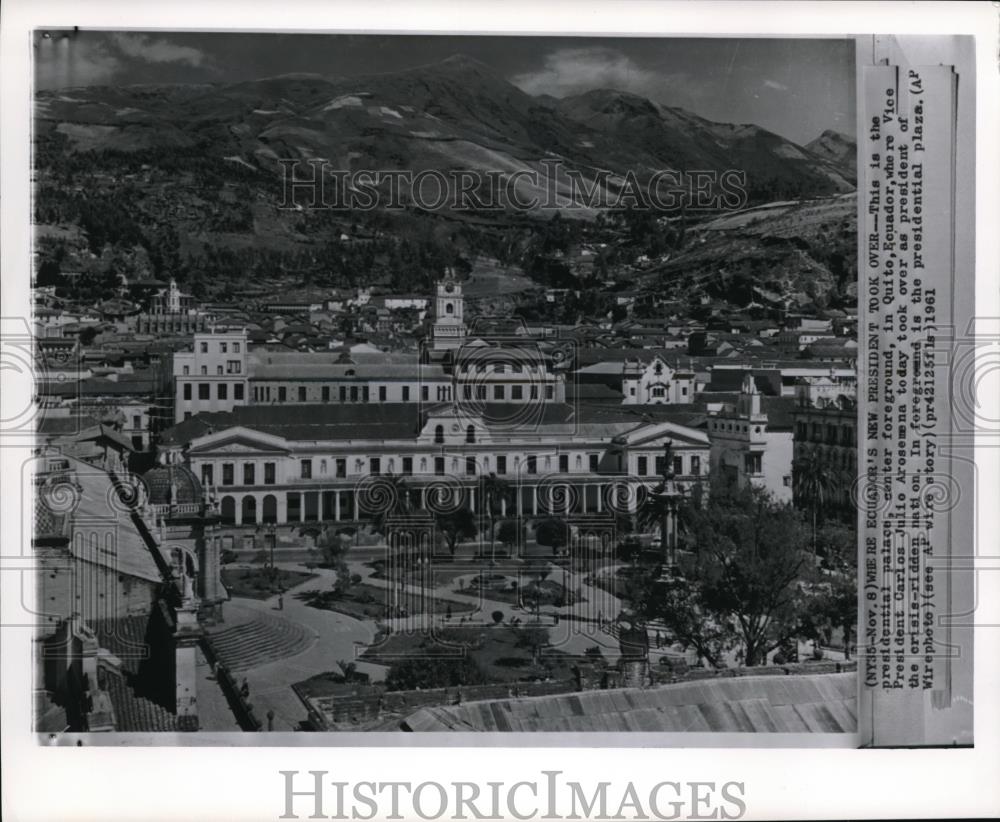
149, 502, 205, 517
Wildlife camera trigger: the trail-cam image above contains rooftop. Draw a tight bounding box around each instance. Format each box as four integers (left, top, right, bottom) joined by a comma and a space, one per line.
401, 672, 856, 733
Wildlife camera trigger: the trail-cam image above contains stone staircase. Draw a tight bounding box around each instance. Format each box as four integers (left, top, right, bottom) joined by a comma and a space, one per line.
206, 612, 316, 673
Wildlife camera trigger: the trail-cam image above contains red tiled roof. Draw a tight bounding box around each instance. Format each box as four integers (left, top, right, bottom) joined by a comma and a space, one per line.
104, 671, 181, 732
95, 615, 183, 732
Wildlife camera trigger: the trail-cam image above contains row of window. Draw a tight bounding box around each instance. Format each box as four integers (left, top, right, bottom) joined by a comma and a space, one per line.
243, 383, 554, 404
710, 420, 765, 435
203, 462, 278, 487
200, 452, 612, 486
199, 340, 241, 354
250, 384, 453, 404
794, 422, 855, 446
456, 362, 542, 374
649, 385, 689, 397
181, 361, 242, 376
181, 383, 246, 402
795, 446, 857, 471
635, 455, 700, 476
461, 384, 554, 401
181, 380, 557, 406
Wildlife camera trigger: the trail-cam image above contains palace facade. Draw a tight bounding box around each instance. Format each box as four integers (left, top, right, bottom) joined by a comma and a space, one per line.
173, 403, 710, 527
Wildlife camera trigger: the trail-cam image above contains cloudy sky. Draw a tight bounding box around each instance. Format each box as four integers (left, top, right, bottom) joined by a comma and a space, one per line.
34, 31, 854, 145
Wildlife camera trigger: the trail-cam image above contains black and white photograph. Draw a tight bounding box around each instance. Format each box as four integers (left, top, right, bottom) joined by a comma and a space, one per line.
1, 3, 997, 820
28, 31, 864, 737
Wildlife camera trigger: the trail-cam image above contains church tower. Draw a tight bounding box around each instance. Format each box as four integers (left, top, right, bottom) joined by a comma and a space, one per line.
432, 271, 466, 350
736, 373, 765, 419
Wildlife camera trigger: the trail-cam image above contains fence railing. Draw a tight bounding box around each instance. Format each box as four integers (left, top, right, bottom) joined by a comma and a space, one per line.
199, 636, 262, 732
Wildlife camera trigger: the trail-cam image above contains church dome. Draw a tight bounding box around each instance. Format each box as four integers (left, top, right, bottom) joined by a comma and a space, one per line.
142, 464, 203, 506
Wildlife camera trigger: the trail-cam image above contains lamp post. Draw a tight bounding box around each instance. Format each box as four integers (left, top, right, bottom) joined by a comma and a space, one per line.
265, 523, 277, 581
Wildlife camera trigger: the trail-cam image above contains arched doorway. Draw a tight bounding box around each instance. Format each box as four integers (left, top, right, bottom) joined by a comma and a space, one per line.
220, 496, 235, 525
262, 494, 277, 524
242, 495, 257, 525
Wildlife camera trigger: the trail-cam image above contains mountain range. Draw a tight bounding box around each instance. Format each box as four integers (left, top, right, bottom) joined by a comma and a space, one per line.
35, 54, 856, 212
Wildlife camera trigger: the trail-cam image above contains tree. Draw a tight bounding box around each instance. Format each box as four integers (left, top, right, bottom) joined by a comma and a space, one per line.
495, 520, 519, 556
640, 484, 812, 667
336, 659, 358, 681
792, 454, 843, 552
802, 523, 858, 659
315, 527, 354, 596
509, 624, 548, 660
436, 506, 477, 557
366, 473, 412, 536
533, 518, 568, 555
521, 565, 554, 617
481, 473, 514, 565
654, 573, 731, 668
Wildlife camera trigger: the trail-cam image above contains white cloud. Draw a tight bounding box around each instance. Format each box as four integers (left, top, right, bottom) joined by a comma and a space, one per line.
111, 33, 207, 67
511, 47, 681, 99
762, 79, 789, 92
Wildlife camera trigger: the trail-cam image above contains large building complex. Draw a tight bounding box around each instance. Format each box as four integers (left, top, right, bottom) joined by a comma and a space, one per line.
167, 403, 710, 527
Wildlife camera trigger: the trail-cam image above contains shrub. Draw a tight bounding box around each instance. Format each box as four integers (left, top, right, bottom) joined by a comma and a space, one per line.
494, 657, 530, 668
491, 610, 504, 624
384, 655, 487, 691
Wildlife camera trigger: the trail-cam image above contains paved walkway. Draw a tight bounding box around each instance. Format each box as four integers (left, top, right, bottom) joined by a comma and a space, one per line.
194, 646, 242, 732
345, 553, 625, 656
217, 545, 848, 731
219, 565, 384, 731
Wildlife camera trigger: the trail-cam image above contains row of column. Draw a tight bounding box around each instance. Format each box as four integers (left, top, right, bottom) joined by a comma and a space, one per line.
219, 482, 626, 526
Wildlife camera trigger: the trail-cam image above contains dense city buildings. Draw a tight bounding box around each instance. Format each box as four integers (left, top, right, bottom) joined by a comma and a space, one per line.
29, 41, 861, 736
33, 257, 859, 733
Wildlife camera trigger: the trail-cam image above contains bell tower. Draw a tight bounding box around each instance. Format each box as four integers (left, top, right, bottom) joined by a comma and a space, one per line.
432, 271, 466, 350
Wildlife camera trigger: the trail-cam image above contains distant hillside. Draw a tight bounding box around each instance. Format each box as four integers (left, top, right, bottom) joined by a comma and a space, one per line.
805, 129, 857, 181
35, 55, 854, 213
643, 194, 858, 310
32, 56, 857, 308
556, 89, 855, 200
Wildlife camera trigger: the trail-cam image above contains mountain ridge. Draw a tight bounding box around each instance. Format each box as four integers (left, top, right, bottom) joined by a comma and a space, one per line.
36, 54, 855, 208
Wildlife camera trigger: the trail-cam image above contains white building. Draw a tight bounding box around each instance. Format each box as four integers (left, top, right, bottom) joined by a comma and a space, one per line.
150, 278, 195, 315
452, 340, 566, 405
622, 355, 697, 405
175, 404, 710, 527
248, 353, 453, 405
707, 375, 793, 502
794, 370, 858, 408
432, 274, 467, 351
173, 329, 250, 422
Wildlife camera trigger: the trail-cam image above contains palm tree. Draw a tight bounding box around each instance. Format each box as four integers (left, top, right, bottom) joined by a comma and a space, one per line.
481, 473, 514, 565
366, 473, 412, 536
792, 454, 841, 553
